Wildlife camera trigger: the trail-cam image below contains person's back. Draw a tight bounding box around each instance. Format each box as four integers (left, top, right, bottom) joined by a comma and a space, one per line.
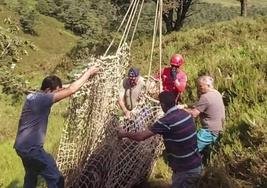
14, 92, 53, 152
118, 91, 202, 188
186, 75, 226, 153
198, 89, 225, 133
149, 106, 201, 173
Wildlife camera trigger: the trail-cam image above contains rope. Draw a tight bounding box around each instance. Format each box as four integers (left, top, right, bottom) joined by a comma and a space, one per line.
56, 1, 166, 187
56, 45, 164, 188
117, 0, 139, 53
122, 0, 140, 48
147, 0, 160, 78
104, 0, 136, 56
159, 0, 163, 92
129, 0, 145, 48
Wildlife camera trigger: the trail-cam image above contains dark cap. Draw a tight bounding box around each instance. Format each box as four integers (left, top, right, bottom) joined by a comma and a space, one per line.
128, 67, 139, 77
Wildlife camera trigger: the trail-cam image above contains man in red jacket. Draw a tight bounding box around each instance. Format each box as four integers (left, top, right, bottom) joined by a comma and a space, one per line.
155, 54, 187, 102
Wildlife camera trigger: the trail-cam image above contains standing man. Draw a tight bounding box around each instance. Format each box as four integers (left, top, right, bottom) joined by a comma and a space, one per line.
185, 75, 225, 152
155, 54, 187, 102
118, 67, 145, 119
118, 91, 202, 188
14, 66, 99, 188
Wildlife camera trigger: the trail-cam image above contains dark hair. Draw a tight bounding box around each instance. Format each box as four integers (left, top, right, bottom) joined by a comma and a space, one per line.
40, 75, 62, 91
159, 91, 176, 109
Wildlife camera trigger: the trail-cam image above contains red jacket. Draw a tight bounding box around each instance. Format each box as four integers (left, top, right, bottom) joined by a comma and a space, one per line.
155, 67, 187, 94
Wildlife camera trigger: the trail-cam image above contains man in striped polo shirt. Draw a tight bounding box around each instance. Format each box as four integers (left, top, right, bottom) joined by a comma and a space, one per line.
118, 91, 202, 188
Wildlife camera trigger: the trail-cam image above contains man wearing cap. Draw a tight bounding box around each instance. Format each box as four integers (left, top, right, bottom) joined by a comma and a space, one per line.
118, 67, 145, 119
155, 54, 187, 102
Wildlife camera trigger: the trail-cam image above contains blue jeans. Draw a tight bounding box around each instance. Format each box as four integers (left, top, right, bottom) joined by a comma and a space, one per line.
171, 166, 202, 188
197, 128, 218, 152
16, 147, 64, 188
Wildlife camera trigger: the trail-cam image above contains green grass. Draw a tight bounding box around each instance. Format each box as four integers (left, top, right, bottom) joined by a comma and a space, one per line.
0, 93, 21, 141
0, 3, 267, 188
0, 140, 24, 188
1, 0, 36, 10
0, 5, 78, 86
131, 16, 267, 187
202, 0, 267, 7
0, 5, 77, 187
16, 14, 78, 85
0, 92, 67, 187
0, 93, 27, 187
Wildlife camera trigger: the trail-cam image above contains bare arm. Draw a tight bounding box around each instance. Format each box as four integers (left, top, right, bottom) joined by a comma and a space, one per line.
173, 79, 181, 87
117, 81, 131, 118
184, 108, 200, 118
62, 83, 70, 88
118, 128, 155, 141
173, 73, 187, 93
118, 98, 130, 115
53, 66, 99, 103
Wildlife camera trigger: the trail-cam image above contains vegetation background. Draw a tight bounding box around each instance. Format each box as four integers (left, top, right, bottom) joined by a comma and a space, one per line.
0, 0, 266, 187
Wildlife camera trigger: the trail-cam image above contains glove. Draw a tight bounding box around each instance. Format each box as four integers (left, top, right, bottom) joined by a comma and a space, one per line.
170, 68, 177, 80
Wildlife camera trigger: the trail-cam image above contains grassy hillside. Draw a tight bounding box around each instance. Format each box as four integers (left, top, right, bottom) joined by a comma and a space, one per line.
0, 5, 77, 187
0, 5, 78, 84
131, 16, 267, 187
0, 2, 266, 188
202, 0, 267, 7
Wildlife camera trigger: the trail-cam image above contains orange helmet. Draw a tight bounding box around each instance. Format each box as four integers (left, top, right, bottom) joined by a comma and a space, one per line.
170, 54, 185, 67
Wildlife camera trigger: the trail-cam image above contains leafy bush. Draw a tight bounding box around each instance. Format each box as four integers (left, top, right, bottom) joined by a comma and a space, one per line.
184, 2, 267, 30
19, 10, 38, 35
36, 0, 58, 16
0, 26, 33, 102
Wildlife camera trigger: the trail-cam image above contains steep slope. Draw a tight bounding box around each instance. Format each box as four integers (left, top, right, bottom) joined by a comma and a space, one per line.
131, 17, 267, 187
0, 5, 77, 187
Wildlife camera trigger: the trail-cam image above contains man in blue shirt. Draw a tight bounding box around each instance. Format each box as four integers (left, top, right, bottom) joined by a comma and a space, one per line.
118, 91, 201, 188
14, 66, 98, 188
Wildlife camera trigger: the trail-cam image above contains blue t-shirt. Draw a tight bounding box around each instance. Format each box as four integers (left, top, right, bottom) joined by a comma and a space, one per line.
149, 106, 201, 172
14, 92, 54, 152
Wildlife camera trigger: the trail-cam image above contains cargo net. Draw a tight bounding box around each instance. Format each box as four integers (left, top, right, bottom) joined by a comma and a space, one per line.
56, 45, 164, 188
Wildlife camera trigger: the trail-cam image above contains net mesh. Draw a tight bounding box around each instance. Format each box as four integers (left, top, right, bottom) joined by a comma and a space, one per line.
56, 45, 163, 188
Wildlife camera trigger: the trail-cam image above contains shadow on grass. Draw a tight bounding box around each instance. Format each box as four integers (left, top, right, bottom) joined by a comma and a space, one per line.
6, 180, 20, 188
132, 180, 170, 188
6, 177, 46, 188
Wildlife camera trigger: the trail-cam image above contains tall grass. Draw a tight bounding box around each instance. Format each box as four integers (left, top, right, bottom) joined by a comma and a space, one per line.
202, 0, 267, 7
0, 4, 77, 187
0, 92, 67, 187
131, 16, 267, 187
0, 4, 266, 188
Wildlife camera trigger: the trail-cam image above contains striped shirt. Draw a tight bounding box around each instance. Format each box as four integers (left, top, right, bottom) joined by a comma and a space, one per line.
149, 106, 201, 172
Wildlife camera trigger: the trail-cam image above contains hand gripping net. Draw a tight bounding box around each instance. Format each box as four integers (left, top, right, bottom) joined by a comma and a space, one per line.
56, 45, 164, 188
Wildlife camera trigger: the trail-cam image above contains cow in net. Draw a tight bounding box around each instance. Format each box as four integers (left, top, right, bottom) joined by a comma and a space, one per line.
56, 45, 164, 188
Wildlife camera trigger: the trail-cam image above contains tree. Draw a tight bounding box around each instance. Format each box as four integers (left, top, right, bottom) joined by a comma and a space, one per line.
239, 0, 247, 17
113, 0, 198, 33
162, 0, 198, 33
36, 0, 58, 16
19, 10, 38, 35
16, 0, 39, 35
